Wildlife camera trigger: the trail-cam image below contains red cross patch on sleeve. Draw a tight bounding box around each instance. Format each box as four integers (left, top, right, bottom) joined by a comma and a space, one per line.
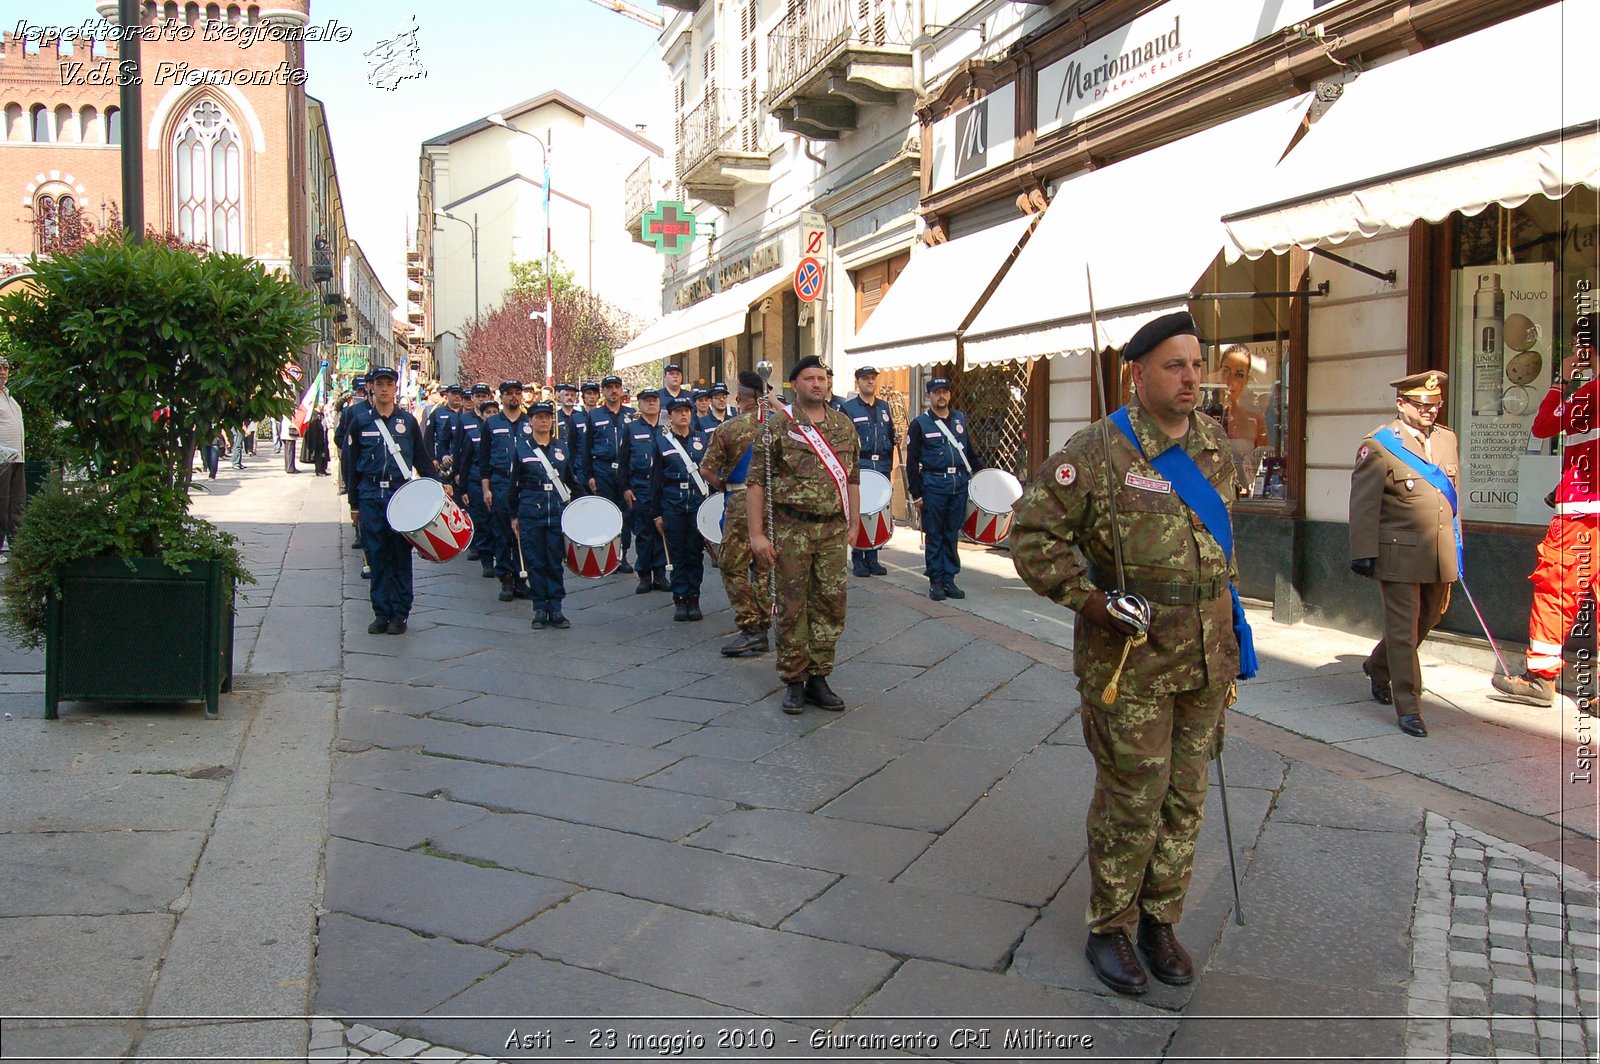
1055, 462, 1077, 486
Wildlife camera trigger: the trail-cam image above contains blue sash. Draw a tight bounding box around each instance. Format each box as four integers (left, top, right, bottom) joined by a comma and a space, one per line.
1371, 427, 1464, 577
727, 444, 754, 487
1109, 408, 1258, 681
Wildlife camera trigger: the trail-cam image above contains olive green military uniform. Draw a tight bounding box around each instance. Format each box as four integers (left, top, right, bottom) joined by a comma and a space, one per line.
757, 406, 861, 683
700, 410, 770, 632
1349, 417, 1461, 718
1012, 403, 1239, 935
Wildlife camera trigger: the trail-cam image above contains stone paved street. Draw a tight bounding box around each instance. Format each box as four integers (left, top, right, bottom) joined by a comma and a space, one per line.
1, 469, 1596, 1062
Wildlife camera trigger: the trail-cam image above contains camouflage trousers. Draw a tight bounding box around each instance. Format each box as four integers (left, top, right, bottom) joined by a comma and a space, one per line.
773, 510, 849, 683
720, 489, 771, 632
1079, 681, 1227, 933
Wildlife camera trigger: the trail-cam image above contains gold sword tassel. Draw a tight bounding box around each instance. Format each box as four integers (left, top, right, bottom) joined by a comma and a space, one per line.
1101, 631, 1148, 705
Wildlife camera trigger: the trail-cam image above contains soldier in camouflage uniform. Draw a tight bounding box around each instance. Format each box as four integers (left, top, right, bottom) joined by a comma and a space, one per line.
749, 356, 862, 713
701, 370, 771, 656
1012, 311, 1238, 997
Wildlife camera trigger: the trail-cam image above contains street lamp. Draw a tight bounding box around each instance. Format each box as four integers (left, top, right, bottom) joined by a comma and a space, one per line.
432, 209, 480, 324
486, 111, 554, 389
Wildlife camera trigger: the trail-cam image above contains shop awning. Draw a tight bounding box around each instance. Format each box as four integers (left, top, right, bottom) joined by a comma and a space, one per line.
1223, 0, 1598, 261
962, 94, 1313, 367
611, 265, 791, 370
843, 215, 1034, 370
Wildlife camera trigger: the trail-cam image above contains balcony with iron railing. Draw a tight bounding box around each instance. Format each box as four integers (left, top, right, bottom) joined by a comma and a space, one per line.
676, 87, 773, 209
766, 0, 916, 138
624, 157, 653, 243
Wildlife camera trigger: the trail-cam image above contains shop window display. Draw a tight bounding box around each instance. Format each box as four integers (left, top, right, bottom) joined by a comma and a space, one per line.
1450, 194, 1598, 525
1192, 253, 1295, 502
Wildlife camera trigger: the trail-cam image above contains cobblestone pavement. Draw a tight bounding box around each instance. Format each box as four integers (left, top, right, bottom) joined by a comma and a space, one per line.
1407, 812, 1598, 1061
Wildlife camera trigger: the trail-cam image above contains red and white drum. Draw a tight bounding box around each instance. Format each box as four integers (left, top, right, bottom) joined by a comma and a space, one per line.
962, 468, 1024, 545
697, 492, 726, 562
561, 496, 624, 579
386, 478, 473, 563
852, 470, 893, 550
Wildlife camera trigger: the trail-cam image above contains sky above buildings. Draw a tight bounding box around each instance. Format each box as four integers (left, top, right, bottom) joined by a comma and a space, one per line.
22, 0, 671, 309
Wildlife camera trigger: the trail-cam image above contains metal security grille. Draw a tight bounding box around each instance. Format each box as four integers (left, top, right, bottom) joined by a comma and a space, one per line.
953, 359, 1032, 481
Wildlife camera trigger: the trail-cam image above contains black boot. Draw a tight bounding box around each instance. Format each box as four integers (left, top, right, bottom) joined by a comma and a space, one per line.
782, 682, 806, 715
673, 596, 690, 622
498, 577, 514, 603
512, 579, 530, 600
1137, 917, 1194, 985
617, 559, 635, 574
803, 675, 845, 710
720, 628, 767, 656
1085, 930, 1148, 995
685, 597, 702, 621
547, 609, 570, 629
653, 571, 672, 592
530, 609, 547, 630
636, 575, 653, 594
942, 582, 966, 599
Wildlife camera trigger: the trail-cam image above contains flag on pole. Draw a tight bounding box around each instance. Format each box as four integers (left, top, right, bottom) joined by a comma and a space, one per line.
294, 360, 328, 433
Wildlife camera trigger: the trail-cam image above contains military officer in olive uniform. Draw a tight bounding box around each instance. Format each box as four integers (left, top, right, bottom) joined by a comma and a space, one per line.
702, 371, 771, 656
345, 365, 441, 635
1349, 370, 1461, 738
749, 356, 861, 714
1012, 311, 1239, 997
839, 364, 897, 577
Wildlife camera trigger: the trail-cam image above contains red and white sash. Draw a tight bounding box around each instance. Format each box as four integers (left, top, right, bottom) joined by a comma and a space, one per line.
790, 418, 851, 520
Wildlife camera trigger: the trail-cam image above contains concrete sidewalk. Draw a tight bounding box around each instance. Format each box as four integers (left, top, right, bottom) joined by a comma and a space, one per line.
1, 472, 1596, 1063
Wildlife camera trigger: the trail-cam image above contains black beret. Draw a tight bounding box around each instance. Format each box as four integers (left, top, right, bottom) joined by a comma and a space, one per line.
789, 355, 826, 382
736, 370, 763, 394
1121, 310, 1199, 362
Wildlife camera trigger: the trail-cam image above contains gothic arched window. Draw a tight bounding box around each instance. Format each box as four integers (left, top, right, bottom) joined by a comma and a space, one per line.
171, 98, 243, 252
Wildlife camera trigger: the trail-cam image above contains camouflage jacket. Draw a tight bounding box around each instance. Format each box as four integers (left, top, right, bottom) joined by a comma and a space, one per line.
757, 404, 861, 517
1011, 403, 1240, 697
700, 410, 761, 490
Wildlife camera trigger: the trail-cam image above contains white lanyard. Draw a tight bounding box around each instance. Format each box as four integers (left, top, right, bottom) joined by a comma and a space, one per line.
371, 415, 417, 482
932, 415, 972, 473
528, 441, 572, 504
663, 432, 710, 496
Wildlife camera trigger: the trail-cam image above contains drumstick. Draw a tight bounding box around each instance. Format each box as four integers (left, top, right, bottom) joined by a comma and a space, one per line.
515, 525, 528, 580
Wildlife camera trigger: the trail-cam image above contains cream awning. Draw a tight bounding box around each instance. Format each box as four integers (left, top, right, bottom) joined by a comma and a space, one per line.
843, 215, 1034, 370
1223, 0, 1599, 261
612, 265, 791, 370
962, 94, 1313, 367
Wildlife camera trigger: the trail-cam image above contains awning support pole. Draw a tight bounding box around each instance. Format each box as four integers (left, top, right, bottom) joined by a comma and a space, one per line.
1190, 282, 1332, 301
1310, 248, 1396, 285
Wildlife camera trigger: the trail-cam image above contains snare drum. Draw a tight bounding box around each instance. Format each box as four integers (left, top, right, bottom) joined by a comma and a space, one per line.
561, 496, 624, 578
386, 478, 474, 563
961, 468, 1024, 545
696, 493, 726, 561
852, 470, 893, 550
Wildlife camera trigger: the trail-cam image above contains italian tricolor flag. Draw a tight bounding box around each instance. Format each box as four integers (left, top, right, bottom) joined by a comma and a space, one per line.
294, 360, 328, 434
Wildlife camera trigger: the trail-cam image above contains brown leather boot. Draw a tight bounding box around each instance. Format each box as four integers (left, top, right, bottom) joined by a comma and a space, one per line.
1084, 930, 1147, 995
1137, 916, 1194, 985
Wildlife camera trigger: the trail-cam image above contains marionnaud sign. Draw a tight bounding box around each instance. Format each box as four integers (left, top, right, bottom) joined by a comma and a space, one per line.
929, 82, 1016, 194
1037, 0, 1326, 137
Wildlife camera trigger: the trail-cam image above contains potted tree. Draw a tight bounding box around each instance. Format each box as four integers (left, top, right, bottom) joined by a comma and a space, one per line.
0, 233, 320, 718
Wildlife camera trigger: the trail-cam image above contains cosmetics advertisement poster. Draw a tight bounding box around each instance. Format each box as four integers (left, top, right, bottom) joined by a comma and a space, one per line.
1451, 261, 1555, 524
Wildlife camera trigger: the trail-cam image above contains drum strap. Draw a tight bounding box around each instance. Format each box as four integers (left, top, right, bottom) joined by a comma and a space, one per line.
664, 433, 711, 496
530, 443, 572, 505
372, 416, 417, 483
932, 417, 972, 474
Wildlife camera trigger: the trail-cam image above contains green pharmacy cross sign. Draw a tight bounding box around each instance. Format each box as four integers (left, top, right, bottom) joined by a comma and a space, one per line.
642, 200, 696, 256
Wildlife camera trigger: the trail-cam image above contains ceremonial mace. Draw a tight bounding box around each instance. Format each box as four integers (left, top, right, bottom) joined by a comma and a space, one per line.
756, 361, 778, 620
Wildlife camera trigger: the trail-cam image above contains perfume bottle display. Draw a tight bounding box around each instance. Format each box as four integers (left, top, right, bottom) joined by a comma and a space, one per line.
1471, 271, 1504, 416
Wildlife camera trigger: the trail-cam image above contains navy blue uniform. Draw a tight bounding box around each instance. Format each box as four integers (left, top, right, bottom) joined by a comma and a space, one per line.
424, 403, 458, 470
586, 404, 635, 567
840, 394, 898, 574
508, 432, 578, 617
450, 408, 494, 575
336, 397, 369, 497
649, 427, 711, 599
906, 409, 975, 587
557, 406, 590, 493
626, 417, 666, 581
694, 411, 728, 434
344, 404, 440, 624
479, 410, 529, 584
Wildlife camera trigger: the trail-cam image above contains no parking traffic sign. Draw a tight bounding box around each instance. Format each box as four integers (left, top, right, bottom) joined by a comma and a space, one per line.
794, 256, 824, 303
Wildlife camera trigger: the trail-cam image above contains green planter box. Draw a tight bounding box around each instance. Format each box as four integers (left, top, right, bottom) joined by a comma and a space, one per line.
45, 557, 234, 720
